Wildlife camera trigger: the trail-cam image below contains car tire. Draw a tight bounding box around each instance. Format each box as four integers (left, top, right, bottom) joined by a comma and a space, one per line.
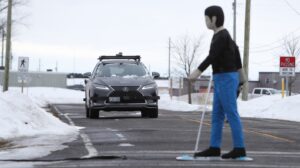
141, 108, 158, 118
89, 108, 99, 119
85, 104, 90, 118
87, 96, 99, 119
148, 108, 158, 118
141, 110, 149, 118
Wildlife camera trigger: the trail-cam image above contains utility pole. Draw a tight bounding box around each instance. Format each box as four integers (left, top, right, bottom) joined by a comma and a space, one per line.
1, 28, 5, 67
168, 37, 171, 79
38, 58, 41, 71
233, 0, 237, 42
3, 0, 12, 92
242, 0, 251, 101
55, 61, 58, 72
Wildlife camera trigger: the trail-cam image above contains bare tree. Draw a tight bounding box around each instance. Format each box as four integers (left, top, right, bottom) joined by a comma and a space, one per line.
0, 0, 28, 67
282, 36, 300, 96
172, 34, 204, 104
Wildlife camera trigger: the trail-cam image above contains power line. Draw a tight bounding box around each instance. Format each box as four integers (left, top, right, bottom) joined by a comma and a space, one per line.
249, 35, 300, 53
238, 26, 300, 51
283, 0, 300, 15
249, 26, 300, 49
237, 0, 300, 51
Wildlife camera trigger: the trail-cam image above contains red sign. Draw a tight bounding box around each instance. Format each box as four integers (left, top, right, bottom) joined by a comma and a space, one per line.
280, 56, 295, 67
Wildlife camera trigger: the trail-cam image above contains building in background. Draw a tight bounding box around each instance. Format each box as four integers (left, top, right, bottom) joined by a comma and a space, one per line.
156, 72, 300, 97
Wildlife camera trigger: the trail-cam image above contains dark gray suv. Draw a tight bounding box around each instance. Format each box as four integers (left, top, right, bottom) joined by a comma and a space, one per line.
84, 53, 160, 119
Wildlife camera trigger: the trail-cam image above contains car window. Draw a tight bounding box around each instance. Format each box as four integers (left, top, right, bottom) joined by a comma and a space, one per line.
254, 89, 261, 94
269, 89, 276, 94
96, 63, 147, 77
262, 89, 270, 95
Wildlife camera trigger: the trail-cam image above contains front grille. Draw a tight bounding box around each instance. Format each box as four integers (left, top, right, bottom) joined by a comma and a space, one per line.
111, 86, 140, 91
108, 86, 144, 103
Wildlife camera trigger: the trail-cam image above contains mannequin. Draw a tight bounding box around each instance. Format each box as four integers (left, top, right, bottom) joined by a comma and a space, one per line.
189, 5, 247, 159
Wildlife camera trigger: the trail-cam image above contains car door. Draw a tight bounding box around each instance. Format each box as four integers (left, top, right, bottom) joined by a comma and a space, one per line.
262, 89, 270, 95
253, 89, 261, 95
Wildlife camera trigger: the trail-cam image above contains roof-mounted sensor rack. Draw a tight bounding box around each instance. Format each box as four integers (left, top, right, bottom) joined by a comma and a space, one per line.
99, 52, 141, 62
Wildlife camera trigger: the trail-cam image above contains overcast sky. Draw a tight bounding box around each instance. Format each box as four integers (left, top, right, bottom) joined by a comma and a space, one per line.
9, 0, 300, 80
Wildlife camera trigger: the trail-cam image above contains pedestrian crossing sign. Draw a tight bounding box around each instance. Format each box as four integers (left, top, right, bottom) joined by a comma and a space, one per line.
18, 57, 29, 72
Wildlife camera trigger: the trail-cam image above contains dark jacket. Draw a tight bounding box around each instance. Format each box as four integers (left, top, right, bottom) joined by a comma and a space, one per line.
198, 29, 242, 74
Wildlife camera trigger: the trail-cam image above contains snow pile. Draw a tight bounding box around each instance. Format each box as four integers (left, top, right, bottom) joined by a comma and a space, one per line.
23, 87, 205, 112
0, 90, 78, 140
0, 90, 78, 160
238, 94, 300, 122
159, 93, 211, 112
24, 87, 85, 107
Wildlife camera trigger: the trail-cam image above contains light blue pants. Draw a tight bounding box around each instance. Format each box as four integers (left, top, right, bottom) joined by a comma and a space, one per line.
210, 72, 245, 148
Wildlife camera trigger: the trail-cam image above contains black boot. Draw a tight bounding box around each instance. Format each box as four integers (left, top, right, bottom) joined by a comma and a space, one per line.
222, 148, 246, 159
194, 147, 221, 157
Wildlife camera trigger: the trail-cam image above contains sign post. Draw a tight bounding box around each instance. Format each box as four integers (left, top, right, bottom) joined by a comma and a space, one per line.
280, 56, 296, 97
18, 57, 29, 93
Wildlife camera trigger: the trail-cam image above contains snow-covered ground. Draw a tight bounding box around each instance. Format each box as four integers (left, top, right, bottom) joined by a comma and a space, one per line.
0, 86, 299, 165
238, 94, 300, 122
159, 92, 212, 112
0, 88, 79, 162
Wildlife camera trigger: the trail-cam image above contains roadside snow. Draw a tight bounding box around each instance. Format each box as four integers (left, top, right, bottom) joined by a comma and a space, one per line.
24, 87, 84, 107
9, 87, 300, 123
238, 94, 300, 122
1, 86, 299, 161
0, 90, 78, 160
159, 93, 211, 112
0, 90, 78, 139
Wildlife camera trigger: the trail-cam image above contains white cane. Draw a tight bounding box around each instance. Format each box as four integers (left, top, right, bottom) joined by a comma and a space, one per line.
194, 75, 213, 153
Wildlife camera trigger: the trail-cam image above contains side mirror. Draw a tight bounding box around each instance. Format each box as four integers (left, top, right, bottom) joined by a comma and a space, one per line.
83, 72, 91, 78
152, 72, 160, 79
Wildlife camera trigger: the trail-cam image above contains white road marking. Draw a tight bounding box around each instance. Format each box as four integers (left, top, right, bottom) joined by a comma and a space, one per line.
116, 133, 127, 141
52, 106, 99, 159
118, 143, 134, 147
99, 150, 300, 156
106, 128, 118, 132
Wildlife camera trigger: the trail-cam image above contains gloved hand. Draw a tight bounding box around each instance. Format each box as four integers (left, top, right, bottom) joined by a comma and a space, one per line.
188, 69, 202, 82
237, 83, 243, 98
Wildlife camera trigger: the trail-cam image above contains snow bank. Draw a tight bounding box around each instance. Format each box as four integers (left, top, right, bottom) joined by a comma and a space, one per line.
0, 90, 79, 160
24, 87, 85, 106
25, 87, 205, 112
0, 90, 78, 140
159, 93, 211, 112
238, 94, 300, 122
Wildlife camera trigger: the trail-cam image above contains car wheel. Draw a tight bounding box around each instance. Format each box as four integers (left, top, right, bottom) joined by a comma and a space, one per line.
89, 107, 99, 119
85, 104, 90, 118
148, 108, 158, 118
141, 108, 158, 118
141, 110, 149, 118
88, 97, 99, 119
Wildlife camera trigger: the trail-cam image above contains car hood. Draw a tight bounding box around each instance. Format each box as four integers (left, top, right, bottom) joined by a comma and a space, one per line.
93, 76, 155, 86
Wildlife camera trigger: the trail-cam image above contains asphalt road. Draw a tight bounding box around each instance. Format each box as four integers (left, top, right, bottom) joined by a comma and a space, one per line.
31, 104, 300, 168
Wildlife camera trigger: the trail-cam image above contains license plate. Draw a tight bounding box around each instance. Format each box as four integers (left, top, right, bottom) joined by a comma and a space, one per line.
109, 97, 120, 102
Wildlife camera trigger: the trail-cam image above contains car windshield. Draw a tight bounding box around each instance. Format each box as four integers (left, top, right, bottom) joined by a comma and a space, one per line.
269, 89, 277, 94
96, 63, 148, 77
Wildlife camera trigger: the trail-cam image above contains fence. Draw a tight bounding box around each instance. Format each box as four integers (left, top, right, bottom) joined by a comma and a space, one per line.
0, 71, 67, 88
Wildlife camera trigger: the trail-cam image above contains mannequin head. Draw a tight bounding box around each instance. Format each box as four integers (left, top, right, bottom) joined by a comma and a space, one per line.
204, 6, 224, 30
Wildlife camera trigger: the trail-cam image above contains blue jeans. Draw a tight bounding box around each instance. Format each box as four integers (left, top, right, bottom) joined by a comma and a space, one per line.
210, 72, 245, 148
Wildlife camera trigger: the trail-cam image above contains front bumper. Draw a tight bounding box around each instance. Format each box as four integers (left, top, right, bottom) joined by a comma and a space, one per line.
90, 96, 159, 111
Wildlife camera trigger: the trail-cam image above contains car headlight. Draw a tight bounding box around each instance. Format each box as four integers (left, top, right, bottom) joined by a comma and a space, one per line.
95, 84, 110, 91
142, 83, 157, 90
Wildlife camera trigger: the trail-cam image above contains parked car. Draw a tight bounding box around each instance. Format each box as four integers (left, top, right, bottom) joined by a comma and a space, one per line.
66, 84, 85, 91
66, 73, 84, 78
252, 88, 278, 96
84, 53, 160, 119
